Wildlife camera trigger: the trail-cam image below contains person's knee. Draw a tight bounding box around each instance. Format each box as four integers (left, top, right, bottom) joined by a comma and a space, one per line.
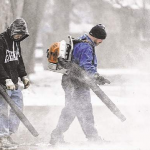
11, 90, 23, 109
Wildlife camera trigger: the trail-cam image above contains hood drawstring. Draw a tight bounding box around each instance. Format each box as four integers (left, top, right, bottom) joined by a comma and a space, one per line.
13, 41, 15, 58
13, 41, 20, 59
16, 42, 20, 58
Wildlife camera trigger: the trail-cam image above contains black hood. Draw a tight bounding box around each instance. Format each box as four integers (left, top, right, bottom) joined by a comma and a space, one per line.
7, 18, 29, 42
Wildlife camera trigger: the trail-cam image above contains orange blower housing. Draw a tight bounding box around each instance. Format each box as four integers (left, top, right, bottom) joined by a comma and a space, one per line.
47, 36, 73, 73
48, 42, 60, 64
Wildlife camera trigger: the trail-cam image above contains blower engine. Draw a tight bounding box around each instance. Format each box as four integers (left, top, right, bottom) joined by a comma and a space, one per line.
47, 36, 73, 73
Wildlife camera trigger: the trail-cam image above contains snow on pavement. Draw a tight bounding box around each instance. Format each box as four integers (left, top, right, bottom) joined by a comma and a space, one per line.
15, 68, 150, 150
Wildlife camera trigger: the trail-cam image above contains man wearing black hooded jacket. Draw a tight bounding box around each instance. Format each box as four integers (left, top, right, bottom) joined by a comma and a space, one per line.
0, 18, 30, 149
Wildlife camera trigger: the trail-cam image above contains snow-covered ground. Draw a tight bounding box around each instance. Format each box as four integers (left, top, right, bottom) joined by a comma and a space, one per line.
14, 67, 150, 150
23, 66, 150, 106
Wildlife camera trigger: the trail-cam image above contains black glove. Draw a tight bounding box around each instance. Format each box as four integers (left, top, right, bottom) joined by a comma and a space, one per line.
94, 73, 110, 85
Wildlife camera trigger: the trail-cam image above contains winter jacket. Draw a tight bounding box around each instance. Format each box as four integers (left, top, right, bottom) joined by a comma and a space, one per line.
62, 34, 98, 89
72, 34, 97, 75
0, 18, 29, 85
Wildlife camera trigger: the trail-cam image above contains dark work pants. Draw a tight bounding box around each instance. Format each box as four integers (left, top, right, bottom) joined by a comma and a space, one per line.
51, 75, 98, 140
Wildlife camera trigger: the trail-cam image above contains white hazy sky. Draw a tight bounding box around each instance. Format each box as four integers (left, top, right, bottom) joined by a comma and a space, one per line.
105, 0, 150, 8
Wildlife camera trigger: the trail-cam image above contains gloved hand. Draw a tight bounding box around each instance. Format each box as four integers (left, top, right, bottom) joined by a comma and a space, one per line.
94, 73, 110, 85
22, 76, 30, 89
5, 79, 15, 90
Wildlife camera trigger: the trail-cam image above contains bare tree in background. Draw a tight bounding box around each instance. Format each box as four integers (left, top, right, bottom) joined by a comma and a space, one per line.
21, 0, 47, 73
1, 0, 150, 70
10, 0, 24, 20
10, 0, 17, 19
42, 0, 71, 69
0, 0, 13, 32
52, 0, 70, 40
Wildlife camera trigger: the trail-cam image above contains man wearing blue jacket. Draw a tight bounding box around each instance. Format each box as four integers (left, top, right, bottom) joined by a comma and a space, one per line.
50, 24, 108, 145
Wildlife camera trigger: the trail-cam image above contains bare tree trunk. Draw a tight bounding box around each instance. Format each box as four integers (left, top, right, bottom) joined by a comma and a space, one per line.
10, 0, 25, 19
21, 0, 47, 74
42, 0, 71, 69
10, 0, 17, 20
0, 0, 13, 32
